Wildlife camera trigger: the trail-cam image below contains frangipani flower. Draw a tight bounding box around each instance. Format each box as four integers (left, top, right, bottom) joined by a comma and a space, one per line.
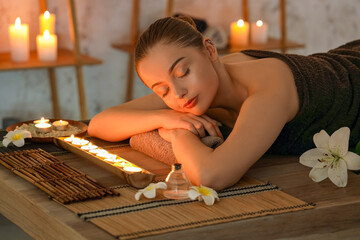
135, 182, 167, 200
2, 130, 31, 147
188, 185, 219, 205
300, 127, 360, 187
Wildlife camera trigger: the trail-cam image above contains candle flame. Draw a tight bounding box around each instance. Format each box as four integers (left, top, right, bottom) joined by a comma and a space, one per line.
43, 29, 50, 40
15, 17, 21, 29
237, 19, 245, 27
59, 120, 63, 123
256, 20, 263, 27
44, 10, 50, 19
40, 117, 45, 124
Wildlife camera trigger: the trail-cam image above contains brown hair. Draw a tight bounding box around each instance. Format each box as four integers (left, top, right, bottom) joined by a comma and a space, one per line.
134, 16, 204, 67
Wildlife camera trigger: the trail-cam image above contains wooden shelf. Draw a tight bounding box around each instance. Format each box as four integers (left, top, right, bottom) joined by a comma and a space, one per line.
218, 37, 304, 55
0, 49, 102, 72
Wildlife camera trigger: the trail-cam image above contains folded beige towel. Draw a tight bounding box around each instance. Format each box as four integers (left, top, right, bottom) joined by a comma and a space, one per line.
129, 130, 223, 166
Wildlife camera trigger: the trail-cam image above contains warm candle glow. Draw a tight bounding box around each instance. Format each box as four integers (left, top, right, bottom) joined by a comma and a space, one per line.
81, 143, 98, 151
123, 166, 142, 172
230, 19, 249, 47
256, 20, 263, 27
36, 28, 57, 61
53, 119, 69, 131
237, 19, 245, 27
43, 30, 50, 39
15, 17, 21, 29
33, 117, 50, 124
44, 10, 50, 19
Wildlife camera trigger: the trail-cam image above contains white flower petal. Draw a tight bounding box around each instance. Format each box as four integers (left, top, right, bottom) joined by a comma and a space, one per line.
342, 152, 360, 170
202, 195, 215, 206
313, 130, 330, 149
143, 188, 156, 199
328, 159, 348, 187
188, 189, 201, 200
313, 159, 332, 169
155, 182, 167, 189
20, 130, 32, 139
135, 191, 143, 201
309, 167, 328, 182
329, 127, 350, 157
299, 148, 329, 168
2, 138, 11, 147
13, 138, 25, 147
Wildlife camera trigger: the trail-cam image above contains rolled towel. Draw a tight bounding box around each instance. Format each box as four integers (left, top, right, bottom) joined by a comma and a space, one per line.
129, 130, 223, 166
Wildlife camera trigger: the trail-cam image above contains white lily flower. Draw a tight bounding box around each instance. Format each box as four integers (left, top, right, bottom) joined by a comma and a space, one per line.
2, 130, 32, 147
188, 185, 219, 205
135, 182, 167, 200
300, 127, 360, 187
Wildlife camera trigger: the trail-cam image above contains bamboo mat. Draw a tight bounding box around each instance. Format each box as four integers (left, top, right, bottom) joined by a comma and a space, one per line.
64, 176, 314, 239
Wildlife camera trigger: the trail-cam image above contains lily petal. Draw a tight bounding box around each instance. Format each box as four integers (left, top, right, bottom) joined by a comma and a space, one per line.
135, 191, 143, 201
309, 167, 328, 182
300, 148, 329, 167
13, 138, 25, 147
313, 158, 331, 169
329, 127, 350, 157
202, 195, 215, 206
313, 130, 330, 149
188, 189, 201, 200
2, 138, 11, 147
328, 159, 348, 187
143, 188, 156, 199
342, 152, 360, 170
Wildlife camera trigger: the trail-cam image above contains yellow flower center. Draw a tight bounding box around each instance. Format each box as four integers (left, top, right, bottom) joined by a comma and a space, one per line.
198, 187, 211, 196
146, 185, 155, 191
11, 133, 23, 141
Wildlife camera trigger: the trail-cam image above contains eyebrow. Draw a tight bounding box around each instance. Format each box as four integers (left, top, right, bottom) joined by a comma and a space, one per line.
150, 57, 186, 89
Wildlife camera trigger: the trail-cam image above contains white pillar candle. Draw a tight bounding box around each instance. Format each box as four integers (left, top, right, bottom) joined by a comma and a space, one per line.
230, 19, 249, 47
39, 10, 56, 35
251, 20, 268, 44
36, 30, 57, 61
8, 17, 29, 62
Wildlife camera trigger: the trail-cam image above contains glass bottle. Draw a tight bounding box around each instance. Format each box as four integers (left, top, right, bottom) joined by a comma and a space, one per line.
163, 163, 191, 199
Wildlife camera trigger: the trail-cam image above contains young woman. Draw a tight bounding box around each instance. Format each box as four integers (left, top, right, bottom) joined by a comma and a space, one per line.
88, 16, 360, 190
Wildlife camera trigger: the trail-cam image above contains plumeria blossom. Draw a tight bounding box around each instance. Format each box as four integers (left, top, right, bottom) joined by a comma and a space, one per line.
188, 185, 219, 205
300, 127, 360, 187
135, 182, 167, 200
2, 130, 32, 147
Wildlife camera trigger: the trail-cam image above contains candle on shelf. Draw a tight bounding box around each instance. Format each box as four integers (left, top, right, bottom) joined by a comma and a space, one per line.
230, 19, 249, 47
39, 10, 55, 35
53, 120, 69, 131
123, 166, 142, 173
251, 20, 268, 44
8, 17, 29, 62
36, 29, 57, 61
33, 117, 50, 124
81, 143, 98, 151
34, 118, 52, 133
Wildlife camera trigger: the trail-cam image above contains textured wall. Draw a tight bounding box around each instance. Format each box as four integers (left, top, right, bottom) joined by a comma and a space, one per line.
0, 0, 360, 125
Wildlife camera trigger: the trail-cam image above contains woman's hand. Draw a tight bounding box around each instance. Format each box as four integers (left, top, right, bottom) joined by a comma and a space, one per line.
158, 110, 223, 140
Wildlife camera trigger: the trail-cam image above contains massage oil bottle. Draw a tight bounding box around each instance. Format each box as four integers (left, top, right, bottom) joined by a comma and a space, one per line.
163, 163, 190, 199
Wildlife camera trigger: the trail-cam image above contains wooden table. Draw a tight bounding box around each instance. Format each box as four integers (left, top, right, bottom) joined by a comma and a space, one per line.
0, 142, 359, 239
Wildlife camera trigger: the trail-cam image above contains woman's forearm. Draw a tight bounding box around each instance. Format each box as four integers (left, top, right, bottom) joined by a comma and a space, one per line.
88, 107, 165, 141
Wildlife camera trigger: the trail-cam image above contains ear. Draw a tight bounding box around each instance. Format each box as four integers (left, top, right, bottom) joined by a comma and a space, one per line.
203, 38, 218, 62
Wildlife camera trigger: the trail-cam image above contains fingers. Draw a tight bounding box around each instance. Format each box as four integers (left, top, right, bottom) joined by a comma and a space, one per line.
183, 117, 206, 138
199, 115, 224, 140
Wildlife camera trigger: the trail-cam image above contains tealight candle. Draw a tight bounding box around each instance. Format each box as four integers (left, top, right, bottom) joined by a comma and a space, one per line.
39, 10, 55, 35
81, 143, 98, 151
71, 139, 89, 146
64, 134, 79, 142
114, 162, 126, 168
123, 166, 142, 173
33, 117, 50, 124
36, 29, 57, 61
34, 118, 52, 133
97, 152, 116, 159
9, 17, 29, 62
230, 19, 249, 47
53, 120, 69, 131
251, 20, 268, 44
89, 149, 108, 155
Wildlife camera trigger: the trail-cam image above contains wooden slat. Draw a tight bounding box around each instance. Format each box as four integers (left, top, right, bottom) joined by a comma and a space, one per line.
48, 68, 61, 118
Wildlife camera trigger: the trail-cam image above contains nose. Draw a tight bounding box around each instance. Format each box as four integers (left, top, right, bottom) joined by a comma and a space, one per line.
172, 81, 187, 99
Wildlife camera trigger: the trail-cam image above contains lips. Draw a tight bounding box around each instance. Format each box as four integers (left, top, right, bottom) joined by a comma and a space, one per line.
183, 96, 198, 109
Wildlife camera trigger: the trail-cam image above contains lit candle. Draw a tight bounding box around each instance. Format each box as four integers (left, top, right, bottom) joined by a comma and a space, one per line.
230, 19, 249, 47
34, 118, 52, 133
123, 166, 142, 173
33, 117, 50, 124
71, 139, 89, 146
8, 17, 29, 62
96, 152, 116, 159
89, 149, 108, 155
64, 134, 79, 142
36, 29, 57, 61
39, 10, 55, 35
81, 143, 98, 151
114, 162, 126, 168
53, 120, 69, 131
251, 20, 268, 44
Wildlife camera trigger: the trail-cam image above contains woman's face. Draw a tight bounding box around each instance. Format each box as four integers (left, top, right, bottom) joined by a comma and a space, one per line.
137, 42, 219, 115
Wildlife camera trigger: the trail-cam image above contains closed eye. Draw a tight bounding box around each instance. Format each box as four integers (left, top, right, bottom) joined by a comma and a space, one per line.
162, 88, 169, 98
179, 68, 190, 78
